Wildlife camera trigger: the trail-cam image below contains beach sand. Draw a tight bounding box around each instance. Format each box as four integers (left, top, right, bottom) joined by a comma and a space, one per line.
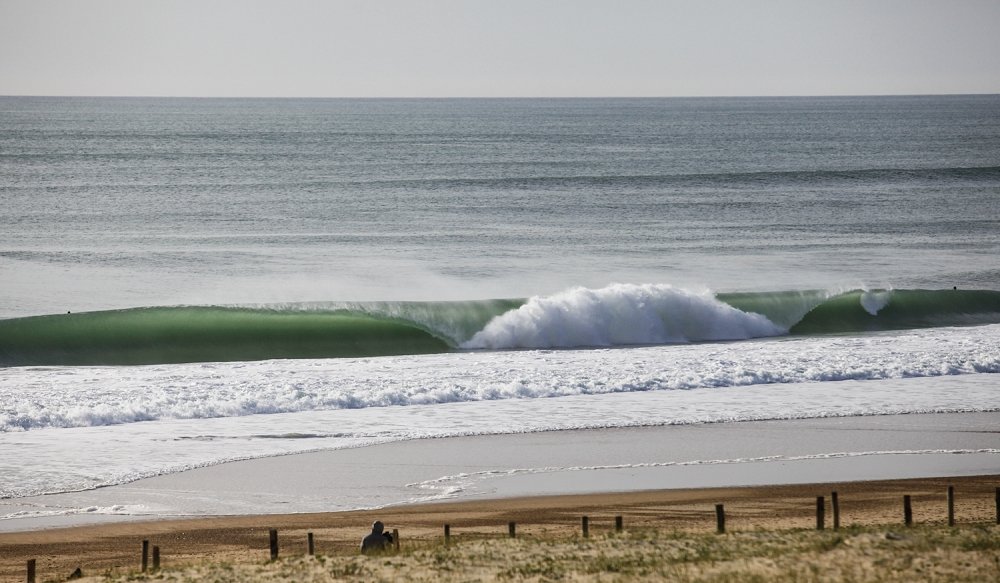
1, 475, 999, 582
2, 412, 999, 581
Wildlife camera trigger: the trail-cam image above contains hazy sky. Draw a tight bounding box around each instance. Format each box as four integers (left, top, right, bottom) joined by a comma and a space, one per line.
1, 0, 998, 98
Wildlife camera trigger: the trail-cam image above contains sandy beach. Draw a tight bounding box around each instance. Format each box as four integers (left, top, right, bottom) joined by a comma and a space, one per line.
2, 412, 999, 581
1, 474, 998, 582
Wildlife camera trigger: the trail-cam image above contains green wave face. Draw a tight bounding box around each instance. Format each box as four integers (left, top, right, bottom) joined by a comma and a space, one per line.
0, 307, 454, 366
785, 289, 1000, 334
717, 290, 836, 330
2, 290, 999, 367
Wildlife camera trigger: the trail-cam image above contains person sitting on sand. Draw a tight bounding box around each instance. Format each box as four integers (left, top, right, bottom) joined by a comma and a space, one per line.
361, 520, 388, 553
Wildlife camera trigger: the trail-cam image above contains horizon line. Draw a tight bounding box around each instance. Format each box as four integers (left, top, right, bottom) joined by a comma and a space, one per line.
2, 91, 999, 100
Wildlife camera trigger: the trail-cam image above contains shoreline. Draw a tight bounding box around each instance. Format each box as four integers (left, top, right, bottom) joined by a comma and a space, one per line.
2, 410, 999, 580
2, 411, 999, 534
1, 474, 998, 582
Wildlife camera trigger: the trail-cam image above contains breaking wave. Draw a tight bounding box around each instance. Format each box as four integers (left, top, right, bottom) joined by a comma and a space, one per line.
1, 285, 999, 366
462, 284, 783, 349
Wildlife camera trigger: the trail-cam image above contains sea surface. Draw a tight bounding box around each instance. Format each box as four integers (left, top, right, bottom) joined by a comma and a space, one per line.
1, 96, 1000, 519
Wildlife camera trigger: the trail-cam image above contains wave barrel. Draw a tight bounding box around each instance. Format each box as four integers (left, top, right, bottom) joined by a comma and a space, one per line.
0, 307, 451, 366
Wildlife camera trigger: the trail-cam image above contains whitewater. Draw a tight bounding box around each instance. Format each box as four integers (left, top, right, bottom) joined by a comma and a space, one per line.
2, 283, 1000, 502
4, 316, 1000, 433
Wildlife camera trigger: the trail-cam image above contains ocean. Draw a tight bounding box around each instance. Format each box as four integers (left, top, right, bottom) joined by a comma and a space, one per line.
2, 95, 1000, 517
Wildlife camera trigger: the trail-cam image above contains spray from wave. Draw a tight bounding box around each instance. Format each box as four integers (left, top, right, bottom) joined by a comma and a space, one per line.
462, 283, 785, 349
860, 288, 894, 316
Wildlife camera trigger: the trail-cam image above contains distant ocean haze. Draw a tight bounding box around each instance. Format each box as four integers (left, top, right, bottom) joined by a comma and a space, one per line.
1, 96, 998, 317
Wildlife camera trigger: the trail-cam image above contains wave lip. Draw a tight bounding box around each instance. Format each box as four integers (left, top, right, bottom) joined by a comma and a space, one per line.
462, 283, 785, 350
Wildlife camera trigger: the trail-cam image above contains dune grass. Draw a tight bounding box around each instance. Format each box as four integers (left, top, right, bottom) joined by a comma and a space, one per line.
80, 523, 1000, 582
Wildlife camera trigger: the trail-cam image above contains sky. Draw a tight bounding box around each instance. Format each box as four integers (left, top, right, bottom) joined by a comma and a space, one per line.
1, 0, 998, 98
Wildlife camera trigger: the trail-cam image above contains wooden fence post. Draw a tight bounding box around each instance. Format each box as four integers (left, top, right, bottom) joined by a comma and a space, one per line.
816, 496, 825, 530
581, 516, 589, 538
995, 487, 999, 524
269, 529, 279, 560
26, 559, 35, 583
903, 495, 913, 526
152, 546, 160, 571
307, 532, 315, 556
508, 522, 516, 538
947, 486, 955, 527
831, 491, 840, 530
392, 528, 400, 551
715, 504, 726, 534
615, 515, 623, 532
141, 539, 149, 572
444, 524, 451, 545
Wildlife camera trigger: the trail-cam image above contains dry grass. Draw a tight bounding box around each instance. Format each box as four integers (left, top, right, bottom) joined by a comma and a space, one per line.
76, 524, 1000, 583
5, 475, 997, 583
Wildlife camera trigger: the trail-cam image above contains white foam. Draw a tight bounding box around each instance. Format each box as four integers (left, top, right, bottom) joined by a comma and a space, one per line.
462, 283, 784, 349
405, 448, 1000, 501
2, 324, 1000, 500
1, 375, 998, 501
0, 504, 156, 522
3, 323, 1000, 432
406, 448, 1000, 499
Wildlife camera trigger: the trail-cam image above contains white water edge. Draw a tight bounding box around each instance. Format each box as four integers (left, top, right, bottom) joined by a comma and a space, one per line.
2, 323, 999, 531
4, 323, 999, 434
1, 409, 998, 532
2, 326, 1000, 500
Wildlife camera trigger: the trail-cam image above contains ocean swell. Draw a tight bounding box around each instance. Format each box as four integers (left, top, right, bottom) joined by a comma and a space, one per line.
1, 285, 1000, 366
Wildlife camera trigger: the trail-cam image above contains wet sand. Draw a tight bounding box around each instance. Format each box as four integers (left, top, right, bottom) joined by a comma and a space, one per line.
2, 412, 999, 581
3, 412, 998, 533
